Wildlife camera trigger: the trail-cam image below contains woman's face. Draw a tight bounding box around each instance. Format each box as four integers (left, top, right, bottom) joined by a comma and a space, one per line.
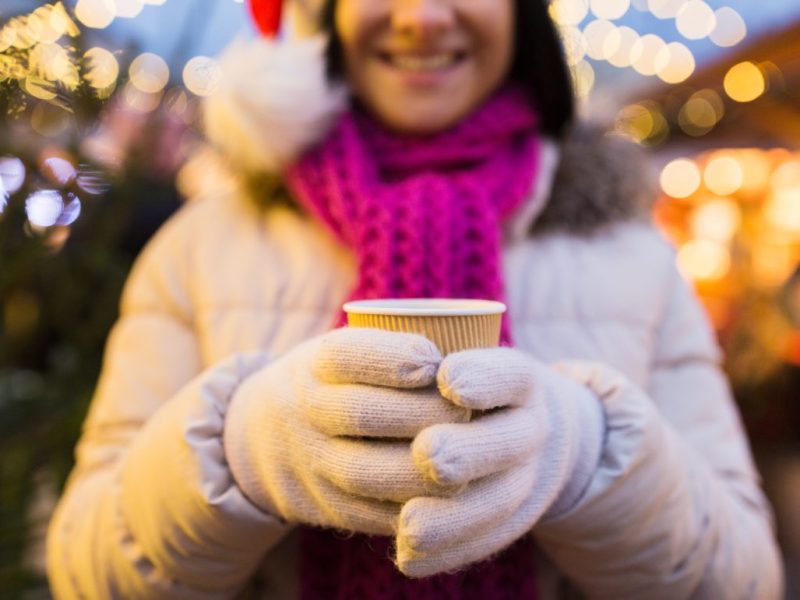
335, 0, 515, 135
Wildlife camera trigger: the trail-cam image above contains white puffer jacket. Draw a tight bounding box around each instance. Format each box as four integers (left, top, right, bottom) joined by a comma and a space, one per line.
46, 130, 783, 598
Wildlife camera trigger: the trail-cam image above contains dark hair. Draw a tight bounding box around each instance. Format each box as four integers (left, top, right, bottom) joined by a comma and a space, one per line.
320, 0, 576, 139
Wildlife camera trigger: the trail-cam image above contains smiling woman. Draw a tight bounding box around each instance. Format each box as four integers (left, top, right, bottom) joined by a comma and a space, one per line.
331, 0, 515, 134
44, 0, 784, 599
325, 0, 574, 137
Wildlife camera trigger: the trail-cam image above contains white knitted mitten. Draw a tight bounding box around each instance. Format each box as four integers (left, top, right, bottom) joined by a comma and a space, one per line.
223, 327, 469, 536
397, 347, 605, 577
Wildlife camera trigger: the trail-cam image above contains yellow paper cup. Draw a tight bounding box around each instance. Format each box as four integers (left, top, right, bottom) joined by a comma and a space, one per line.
343, 298, 506, 356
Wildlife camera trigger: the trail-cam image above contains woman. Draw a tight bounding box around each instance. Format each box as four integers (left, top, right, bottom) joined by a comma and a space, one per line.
46, 0, 783, 598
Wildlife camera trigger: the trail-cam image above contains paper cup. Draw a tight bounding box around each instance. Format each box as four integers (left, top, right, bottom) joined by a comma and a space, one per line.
343, 298, 506, 356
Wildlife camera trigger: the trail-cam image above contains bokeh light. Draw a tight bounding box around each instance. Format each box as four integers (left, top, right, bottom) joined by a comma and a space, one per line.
49, 2, 81, 38
765, 188, 800, 235
583, 19, 616, 60
770, 159, 800, 191
690, 197, 742, 243
56, 194, 81, 226
129, 52, 169, 94
83, 47, 119, 91
182, 56, 221, 97
560, 26, 587, 66
122, 81, 162, 112
30, 103, 72, 137
112, 0, 144, 19
676, 0, 717, 40
591, 0, 630, 21
678, 239, 731, 281
710, 7, 747, 48
737, 150, 772, 195
615, 101, 669, 145
648, 0, 684, 19
661, 158, 702, 198
704, 155, 744, 196
42, 157, 77, 186
724, 61, 766, 103
27, 6, 64, 44
0, 157, 27, 194
678, 90, 724, 136
74, 0, 116, 29
655, 41, 695, 83
573, 59, 595, 98
604, 25, 639, 67
550, 0, 590, 26
25, 190, 63, 227
630, 34, 666, 76
28, 42, 79, 89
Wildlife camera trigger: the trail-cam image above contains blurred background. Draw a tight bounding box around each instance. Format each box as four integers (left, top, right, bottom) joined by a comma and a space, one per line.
1, 0, 799, 597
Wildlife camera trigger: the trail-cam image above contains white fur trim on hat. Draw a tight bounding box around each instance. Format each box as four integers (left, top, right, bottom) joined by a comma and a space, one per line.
202, 34, 348, 174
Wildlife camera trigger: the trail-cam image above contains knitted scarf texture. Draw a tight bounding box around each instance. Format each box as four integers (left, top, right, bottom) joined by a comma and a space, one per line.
286, 86, 542, 599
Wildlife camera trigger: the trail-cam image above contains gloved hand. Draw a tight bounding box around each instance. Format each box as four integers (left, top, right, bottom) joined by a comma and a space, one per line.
223, 327, 469, 536
396, 347, 605, 577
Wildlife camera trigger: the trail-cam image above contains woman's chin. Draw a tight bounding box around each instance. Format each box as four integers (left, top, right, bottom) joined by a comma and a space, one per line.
367, 101, 476, 136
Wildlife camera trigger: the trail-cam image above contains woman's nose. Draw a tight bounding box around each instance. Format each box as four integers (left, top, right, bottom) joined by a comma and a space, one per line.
391, 0, 455, 40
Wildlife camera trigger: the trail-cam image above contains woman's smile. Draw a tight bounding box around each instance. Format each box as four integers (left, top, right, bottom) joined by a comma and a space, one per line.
336, 0, 514, 134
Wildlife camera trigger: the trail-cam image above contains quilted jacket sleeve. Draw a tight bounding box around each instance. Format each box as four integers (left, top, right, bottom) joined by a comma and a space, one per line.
533, 260, 784, 599
46, 204, 292, 599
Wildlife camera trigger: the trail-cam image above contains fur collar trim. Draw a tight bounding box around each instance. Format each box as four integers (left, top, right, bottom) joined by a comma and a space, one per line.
531, 124, 658, 236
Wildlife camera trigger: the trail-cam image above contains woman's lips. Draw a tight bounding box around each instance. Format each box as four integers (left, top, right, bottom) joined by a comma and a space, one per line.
377, 51, 467, 86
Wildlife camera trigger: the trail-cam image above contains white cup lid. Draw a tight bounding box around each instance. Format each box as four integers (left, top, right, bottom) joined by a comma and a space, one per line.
343, 298, 507, 317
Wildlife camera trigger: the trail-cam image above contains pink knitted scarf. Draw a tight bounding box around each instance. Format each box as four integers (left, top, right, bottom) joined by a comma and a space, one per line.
286, 86, 542, 599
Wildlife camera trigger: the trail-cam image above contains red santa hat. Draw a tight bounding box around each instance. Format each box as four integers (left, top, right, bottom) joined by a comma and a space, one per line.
202, 0, 347, 174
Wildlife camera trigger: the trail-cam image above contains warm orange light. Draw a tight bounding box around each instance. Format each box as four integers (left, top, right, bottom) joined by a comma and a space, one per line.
704, 155, 744, 196
737, 149, 772, 195
765, 188, 800, 234
690, 197, 741, 243
661, 158, 701, 198
677, 239, 731, 281
724, 62, 765, 103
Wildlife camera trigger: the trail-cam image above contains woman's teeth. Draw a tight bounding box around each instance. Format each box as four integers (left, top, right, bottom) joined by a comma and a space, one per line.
388, 53, 459, 71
